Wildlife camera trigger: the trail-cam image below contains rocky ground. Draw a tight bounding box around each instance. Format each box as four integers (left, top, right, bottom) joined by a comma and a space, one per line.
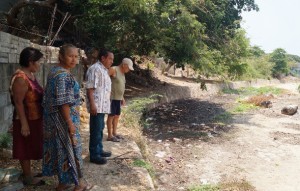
142, 81, 300, 191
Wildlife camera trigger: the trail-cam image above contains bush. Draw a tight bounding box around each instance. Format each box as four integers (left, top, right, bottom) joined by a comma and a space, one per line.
120, 94, 161, 157
239, 55, 274, 80
132, 159, 155, 178
0, 133, 12, 149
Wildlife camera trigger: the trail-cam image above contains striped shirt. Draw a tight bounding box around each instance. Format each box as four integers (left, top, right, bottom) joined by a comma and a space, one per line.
85, 61, 111, 114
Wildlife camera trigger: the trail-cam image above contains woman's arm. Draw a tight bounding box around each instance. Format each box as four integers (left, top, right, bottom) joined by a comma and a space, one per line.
12, 77, 30, 137
60, 104, 75, 135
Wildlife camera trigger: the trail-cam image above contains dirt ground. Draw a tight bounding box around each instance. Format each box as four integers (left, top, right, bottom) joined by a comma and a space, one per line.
143, 81, 300, 191
2, 64, 300, 191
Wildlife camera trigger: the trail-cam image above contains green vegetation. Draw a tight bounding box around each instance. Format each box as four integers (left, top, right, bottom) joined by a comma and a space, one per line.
270, 48, 289, 78
213, 112, 233, 124
231, 102, 257, 113
189, 181, 255, 191
189, 184, 219, 191
72, 0, 259, 72
237, 45, 300, 80
213, 102, 256, 121
120, 95, 161, 157
220, 86, 284, 114
222, 86, 283, 96
239, 56, 274, 80
0, 133, 12, 149
122, 94, 162, 127
6, 1, 300, 80
132, 159, 155, 178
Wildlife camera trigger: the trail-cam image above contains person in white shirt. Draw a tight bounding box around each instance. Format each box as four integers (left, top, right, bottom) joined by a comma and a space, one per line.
85, 49, 114, 165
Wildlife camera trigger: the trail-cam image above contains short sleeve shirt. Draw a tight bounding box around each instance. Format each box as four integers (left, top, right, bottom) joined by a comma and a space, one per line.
85, 61, 111, 113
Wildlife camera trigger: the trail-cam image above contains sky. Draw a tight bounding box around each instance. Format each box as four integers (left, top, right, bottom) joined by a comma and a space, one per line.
241, 0, 300, 56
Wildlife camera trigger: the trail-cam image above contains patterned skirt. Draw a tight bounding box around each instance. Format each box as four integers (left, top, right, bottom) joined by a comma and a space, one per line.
42, 112, 83, 185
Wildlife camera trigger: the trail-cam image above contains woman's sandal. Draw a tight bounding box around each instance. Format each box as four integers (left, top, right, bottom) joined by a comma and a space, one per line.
56, 184, 74, 191
73, 183, 93, 191
22, 176, 45, 186
73, 178, 93, 191
114, 134, 124, 139
107, 136, 120, 142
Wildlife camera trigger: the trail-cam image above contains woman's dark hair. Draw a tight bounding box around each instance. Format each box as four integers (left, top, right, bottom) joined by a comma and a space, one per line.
19, 47, 43, 67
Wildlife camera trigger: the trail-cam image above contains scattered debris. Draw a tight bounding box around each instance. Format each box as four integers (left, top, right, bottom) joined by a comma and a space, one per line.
165, 156, 175, 164
155, 151, 166, 158
207, 132, 214, 138
281, 105, 298, 115
259, 100, 273, 108
172, 138, 182, 143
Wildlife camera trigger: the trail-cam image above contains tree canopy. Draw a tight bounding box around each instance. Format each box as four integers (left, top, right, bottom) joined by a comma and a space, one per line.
270, 48, 289, 78
73, 0, 258, 75
2, 0, 259, 78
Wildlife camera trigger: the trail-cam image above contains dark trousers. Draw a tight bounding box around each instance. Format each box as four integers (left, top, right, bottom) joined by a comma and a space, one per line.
89, 113, 105, 159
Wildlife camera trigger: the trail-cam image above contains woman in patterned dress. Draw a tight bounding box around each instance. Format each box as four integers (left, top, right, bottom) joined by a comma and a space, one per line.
10, 47, 44, 185
42, 44, 87, 191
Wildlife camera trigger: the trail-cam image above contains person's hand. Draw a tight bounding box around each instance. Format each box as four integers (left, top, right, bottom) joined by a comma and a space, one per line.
121, 99, 126, 106
90, 104, 97, 115
68, 123, 77, 146
21, 123, 30, 137
68, 122, 76, 136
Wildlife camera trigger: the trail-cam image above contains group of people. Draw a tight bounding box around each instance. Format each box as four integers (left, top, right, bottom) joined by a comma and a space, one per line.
9, 44, 133, 191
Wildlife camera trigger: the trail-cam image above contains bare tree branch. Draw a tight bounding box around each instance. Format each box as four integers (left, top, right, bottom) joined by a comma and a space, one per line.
6, 0, 65, 28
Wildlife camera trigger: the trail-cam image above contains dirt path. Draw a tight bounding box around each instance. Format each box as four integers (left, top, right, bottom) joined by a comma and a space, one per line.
2, 75, 299, 191
145, 82, 300, 191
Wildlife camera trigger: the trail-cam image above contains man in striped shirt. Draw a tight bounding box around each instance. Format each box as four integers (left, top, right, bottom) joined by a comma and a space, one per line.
86, 49, 114, 165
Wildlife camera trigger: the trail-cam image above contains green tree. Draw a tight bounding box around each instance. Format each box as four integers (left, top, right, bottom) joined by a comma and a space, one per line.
155, 0, 206, 72
72, 0, 159, 62
250, 46, 265, 57
270, 48, 289, 78
4, 0, 259, 79
155, 0, 258, 77
240, 55, 274, 80
287, 54, 300, 63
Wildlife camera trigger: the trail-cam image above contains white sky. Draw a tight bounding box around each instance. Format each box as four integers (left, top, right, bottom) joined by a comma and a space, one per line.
241, 0, 300, 56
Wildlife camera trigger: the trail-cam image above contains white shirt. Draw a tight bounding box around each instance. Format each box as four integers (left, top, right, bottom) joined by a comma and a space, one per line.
85, 61, 111, 114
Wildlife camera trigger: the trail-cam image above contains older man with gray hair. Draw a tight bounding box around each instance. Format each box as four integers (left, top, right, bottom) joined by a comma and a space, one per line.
106, 58, 134, 142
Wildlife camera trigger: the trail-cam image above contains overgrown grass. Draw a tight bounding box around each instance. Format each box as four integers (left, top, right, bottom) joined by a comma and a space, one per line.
230, 102, 258, 113
189, 184, 219, 191
220, 86, 282, 115
0, 133, 12, 149
213, 111, 233, 124
188, 180, 256, 191
213, 102, 257, 123
120, 94, 161, 157
222, 86, 284, 96
132, 159, 155, 178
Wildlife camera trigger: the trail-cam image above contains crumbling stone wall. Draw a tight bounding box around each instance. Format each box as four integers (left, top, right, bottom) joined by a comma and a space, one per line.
0, 31, 83, 133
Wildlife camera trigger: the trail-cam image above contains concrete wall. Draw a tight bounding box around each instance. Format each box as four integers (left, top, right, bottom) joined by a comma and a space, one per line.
142, 78, 288, 111
0, 31, 83, 133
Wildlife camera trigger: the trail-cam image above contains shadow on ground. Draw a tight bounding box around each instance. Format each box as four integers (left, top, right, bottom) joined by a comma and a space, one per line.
142, 98, 233, 141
